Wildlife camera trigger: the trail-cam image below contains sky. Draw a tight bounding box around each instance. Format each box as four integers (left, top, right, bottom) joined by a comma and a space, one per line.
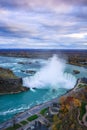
0, 0, 87, 49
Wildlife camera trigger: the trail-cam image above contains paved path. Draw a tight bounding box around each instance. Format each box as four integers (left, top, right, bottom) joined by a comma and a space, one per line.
77, 110, 83, 126
17, 117, 41, 130
49, 107, 59, 115
17, 114, 51, 130
78, 105, 87, 127
38, 115, 51, 125
82, 105, 87, 127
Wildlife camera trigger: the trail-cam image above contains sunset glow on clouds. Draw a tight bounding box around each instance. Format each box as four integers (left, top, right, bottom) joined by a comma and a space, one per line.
0, 0, 87, 49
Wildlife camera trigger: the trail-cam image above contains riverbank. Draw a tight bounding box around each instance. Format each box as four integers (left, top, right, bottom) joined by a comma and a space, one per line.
0, 89, 29, 95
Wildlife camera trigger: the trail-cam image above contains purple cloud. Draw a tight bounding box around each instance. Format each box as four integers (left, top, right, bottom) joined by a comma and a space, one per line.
0, 0, 87, 49
0, 0, 87, 9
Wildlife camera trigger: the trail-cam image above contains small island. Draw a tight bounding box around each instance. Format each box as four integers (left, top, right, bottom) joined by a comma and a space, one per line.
73, 69, 80, 74
0, 67, 29, 94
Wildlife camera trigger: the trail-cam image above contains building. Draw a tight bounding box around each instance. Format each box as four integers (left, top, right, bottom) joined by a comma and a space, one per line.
27, 121, 49, 130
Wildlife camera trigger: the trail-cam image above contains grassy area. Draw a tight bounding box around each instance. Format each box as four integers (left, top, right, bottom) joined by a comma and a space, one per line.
40, 108, 48, 115
27, 114, 38, 122
6, 127, 15, 130
78, 84, 87, 88
6, 124, 21, 130
20, 120, 28, 125
0, 67, 17, 79
79, 102, 87, 120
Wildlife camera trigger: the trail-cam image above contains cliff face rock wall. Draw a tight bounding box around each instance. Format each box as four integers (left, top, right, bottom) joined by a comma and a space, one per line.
0, 67, 29, 94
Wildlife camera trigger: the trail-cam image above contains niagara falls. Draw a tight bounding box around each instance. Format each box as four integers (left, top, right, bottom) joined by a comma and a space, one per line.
0, 51, 87, 126
0, 1, 87, 129
23, 55, 76, 90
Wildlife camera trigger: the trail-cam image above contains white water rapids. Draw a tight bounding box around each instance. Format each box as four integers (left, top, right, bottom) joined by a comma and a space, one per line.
23, 55, 76, 90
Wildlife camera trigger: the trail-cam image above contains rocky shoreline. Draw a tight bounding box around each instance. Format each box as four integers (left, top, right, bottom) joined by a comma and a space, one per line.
0, 67, 29, 95
0, 88, 29, 95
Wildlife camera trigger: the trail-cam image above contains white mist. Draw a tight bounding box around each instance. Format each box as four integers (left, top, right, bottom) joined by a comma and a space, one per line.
23, 55, 76, 90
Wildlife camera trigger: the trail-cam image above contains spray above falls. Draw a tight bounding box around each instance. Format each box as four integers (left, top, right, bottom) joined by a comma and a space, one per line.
23, 55, 76, 90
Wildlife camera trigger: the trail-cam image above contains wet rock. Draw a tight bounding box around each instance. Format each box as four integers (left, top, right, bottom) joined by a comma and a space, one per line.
18, 61, 32, 65
26, 70, 36, 74
73, 70, 80, 74
21, 70, 36, 74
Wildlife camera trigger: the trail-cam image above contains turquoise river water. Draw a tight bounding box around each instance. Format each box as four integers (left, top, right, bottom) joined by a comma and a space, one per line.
0, 56, 87, 123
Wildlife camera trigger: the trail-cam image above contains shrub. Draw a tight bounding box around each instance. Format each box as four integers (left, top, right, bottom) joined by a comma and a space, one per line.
20, 120, 28, 125
40, 108, 48, 115
79, 102, 87, 120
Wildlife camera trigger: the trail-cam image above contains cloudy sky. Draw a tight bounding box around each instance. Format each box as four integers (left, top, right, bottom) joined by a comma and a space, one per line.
0, 0, 87, 49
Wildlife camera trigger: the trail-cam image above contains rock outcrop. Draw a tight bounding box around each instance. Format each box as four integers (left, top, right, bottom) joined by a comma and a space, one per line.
0, 67, 29, 94
21, 70, 36, 74
73, 70, 80, 74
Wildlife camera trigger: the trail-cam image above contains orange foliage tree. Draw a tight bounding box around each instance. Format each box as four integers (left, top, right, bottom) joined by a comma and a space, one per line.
59, 96, 81, 114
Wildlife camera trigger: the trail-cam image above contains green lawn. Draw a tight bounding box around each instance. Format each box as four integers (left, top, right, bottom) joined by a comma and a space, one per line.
78, 84, 87, 88
79, 102, 87, 120
40, 108, 48, 115
6, 124, 21, 130
20, 120, 28, 125
27, 114, 38, 121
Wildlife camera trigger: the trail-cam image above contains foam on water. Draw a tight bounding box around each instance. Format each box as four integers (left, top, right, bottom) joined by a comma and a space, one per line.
0, 104, 33, 116
23, 55, 76, 90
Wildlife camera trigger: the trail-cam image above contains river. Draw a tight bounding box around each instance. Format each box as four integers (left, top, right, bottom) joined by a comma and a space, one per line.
0, 55, 87, 123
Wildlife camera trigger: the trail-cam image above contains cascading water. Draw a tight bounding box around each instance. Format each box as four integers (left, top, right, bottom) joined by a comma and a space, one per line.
23, 55, 76, 90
